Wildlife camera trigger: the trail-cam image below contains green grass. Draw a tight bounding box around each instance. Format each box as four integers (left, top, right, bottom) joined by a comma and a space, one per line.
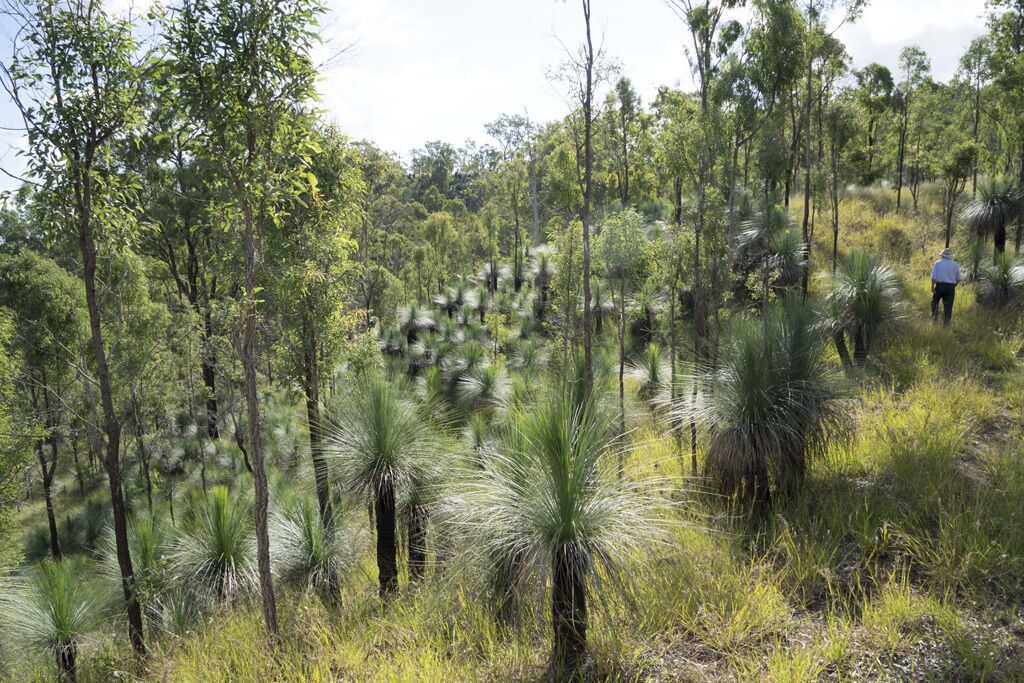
6, 187, 1024, 681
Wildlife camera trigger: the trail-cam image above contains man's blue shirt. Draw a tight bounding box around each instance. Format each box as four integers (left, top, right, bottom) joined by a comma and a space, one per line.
931, 257, 960, 284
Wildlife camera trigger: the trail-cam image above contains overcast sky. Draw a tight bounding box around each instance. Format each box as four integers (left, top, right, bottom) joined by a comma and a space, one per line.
316, 0, 989, 158
0, 0, 991, 187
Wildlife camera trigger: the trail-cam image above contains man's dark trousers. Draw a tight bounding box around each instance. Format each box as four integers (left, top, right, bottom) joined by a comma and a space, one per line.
932, 282, 956, 324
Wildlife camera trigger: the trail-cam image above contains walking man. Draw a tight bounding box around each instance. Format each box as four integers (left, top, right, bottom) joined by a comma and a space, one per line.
931, 248, 961, 325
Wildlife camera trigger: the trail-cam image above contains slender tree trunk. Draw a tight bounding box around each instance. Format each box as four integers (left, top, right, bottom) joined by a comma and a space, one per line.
800, 47, 813, 299
1017, 149, 1024, 254
70, 431, 84, 496
552, 545, 587, 676
972, 78, 981, 197
618, 277, 626, 479
131, 392, 154, 516
37, 439, 61, 560
375, 478, 398, 597
241, 188, 278, 636
581, 0, 595, 395
896, 102, 908, 209
202, 308, 219, 439
76, 170, 145, 656
669, 278, 682, 469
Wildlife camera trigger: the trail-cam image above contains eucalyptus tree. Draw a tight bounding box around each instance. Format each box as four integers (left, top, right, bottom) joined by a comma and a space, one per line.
554, 0, 609, 395
986, 0, 1024, 252
825, 97, 857, 271
0, 313, 26, 566
894, 45, 930, 210
939, 142, 978, 248
135, 100, 226, 439
605, 77, 644, 206
166, 0, 325, 636
486, 115, 532, 290
853, 63, 894, 184
2, 0, 151, 653
958, 37, 993, 197
664, 0, 743, 357
797, 0, 864, 294
0, 251, 86, 560
269, 125, 362, 598
596, 209, 647, 452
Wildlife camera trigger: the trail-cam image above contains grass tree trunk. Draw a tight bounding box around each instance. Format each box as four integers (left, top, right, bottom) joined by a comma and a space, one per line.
76, 170, 145, 656
241, 191, 278, 637
57, 640, 77, 683
834, 330, 853, 369
375, 478, 398, 597
552, 544, 587, 676
302, 303, 338, 598
408, 503, 427, 581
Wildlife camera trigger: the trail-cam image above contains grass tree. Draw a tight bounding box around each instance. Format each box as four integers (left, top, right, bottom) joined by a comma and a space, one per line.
683, 297, 844, 513
963, 176, 1021, 259
981, 252, 1024, 305
270, 495, 362, 603
456, 383, 671, 675
828, 250, 901, 367
325, 375, 443, 596
398, 303, 437, 345
629, 343, 667, 407
2, 559, 105, 682
169, 486, 257, 603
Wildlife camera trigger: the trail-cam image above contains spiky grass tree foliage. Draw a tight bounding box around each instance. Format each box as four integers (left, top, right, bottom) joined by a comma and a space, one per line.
962, 176, 1021, 258
457, 364, 511, 416
99, 515, 169, 627
529, 246, 556, 306
629, 343, 667, 405
441, 340, 488, 394
628, 280, 663, 347
828, 250, 901, 367
770, 227, 807, 289
325, 375, 444, 596
1, 559, 105, 682
270, 495, 362, 602
169, 486, 257, 603
455, 385, 671, 675
397, 303, 436, 345
980, 252, 1024, 306
683, 298, 844, 513
511, 338, 548, 374
589, 279, 615, 335
966, 235, 985, 282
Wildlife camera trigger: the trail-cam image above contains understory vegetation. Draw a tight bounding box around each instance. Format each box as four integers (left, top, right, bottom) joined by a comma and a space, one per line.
2, 0, 1024, 681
